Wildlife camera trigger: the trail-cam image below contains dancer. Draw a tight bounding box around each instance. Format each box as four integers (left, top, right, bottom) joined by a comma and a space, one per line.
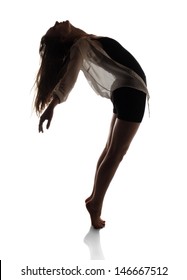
34, 20, 149, 229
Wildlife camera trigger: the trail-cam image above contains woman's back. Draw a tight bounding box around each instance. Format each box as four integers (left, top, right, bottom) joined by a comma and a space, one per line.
95, 37, 146, 84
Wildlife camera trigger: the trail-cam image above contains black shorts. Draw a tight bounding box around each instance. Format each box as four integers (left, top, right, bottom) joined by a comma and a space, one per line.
111, 87, 146, 123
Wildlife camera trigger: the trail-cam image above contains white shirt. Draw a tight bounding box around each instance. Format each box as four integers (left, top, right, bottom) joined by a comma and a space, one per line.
52, 37, 149, 103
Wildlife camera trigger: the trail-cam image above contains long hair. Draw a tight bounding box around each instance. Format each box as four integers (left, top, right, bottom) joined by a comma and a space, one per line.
34, 34, 73, 115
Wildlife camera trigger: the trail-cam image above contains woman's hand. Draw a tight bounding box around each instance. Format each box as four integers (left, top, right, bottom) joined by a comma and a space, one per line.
39, 106, 54, 133
38, 96, 60, 133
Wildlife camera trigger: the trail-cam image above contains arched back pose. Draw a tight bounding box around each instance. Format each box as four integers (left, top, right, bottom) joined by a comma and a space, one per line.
34, 20, 149, 229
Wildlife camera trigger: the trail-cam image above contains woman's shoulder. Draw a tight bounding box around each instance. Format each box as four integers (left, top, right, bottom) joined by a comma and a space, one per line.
76, 34, 110, 43
73, 35, 103, 50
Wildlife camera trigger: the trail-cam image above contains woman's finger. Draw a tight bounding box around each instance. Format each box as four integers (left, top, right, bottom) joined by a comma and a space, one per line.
46, 119, 51, 129
39, 119, 44, 133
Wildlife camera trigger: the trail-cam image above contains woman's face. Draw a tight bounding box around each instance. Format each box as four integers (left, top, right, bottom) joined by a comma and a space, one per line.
46, 20, 72, 41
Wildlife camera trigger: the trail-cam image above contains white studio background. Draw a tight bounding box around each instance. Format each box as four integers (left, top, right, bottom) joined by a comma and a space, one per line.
0, 0, 186, 279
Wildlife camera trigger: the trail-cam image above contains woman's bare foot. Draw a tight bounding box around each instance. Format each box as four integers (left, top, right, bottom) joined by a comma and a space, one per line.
85, 195, 93, 203
86, 200, 105, 229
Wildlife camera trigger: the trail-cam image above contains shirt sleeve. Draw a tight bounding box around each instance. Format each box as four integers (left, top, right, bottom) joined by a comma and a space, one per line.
52, 42, 83, 103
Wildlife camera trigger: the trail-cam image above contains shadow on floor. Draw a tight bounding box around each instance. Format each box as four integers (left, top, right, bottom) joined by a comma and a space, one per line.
84, 226, 105, 260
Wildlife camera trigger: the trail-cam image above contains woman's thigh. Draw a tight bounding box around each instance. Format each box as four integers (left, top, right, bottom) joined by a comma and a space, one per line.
106, 118, 140, 160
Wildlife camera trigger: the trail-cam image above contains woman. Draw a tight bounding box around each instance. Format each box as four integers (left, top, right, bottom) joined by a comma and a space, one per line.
34, 20, 149, 229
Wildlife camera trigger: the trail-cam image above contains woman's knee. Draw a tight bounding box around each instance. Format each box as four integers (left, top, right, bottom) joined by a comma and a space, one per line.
106, 144, 130, 164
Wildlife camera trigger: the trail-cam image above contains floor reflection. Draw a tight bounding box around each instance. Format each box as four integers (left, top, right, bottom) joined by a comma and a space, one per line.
84, 226, 105, 260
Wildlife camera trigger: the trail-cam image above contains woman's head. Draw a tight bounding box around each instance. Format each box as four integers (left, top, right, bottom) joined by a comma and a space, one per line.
39, 21, 74, 57
34, 20, 88, 114
45, 20, 87, 45
40, 20, 88, 59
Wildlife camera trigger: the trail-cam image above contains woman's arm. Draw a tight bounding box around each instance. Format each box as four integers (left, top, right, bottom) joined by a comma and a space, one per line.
52, 42, 83, 103
38, 41, 83, 133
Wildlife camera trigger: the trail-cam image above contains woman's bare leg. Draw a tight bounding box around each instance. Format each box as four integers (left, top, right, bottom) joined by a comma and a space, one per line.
85, 114, 117, 203
86, 118, 140, 229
